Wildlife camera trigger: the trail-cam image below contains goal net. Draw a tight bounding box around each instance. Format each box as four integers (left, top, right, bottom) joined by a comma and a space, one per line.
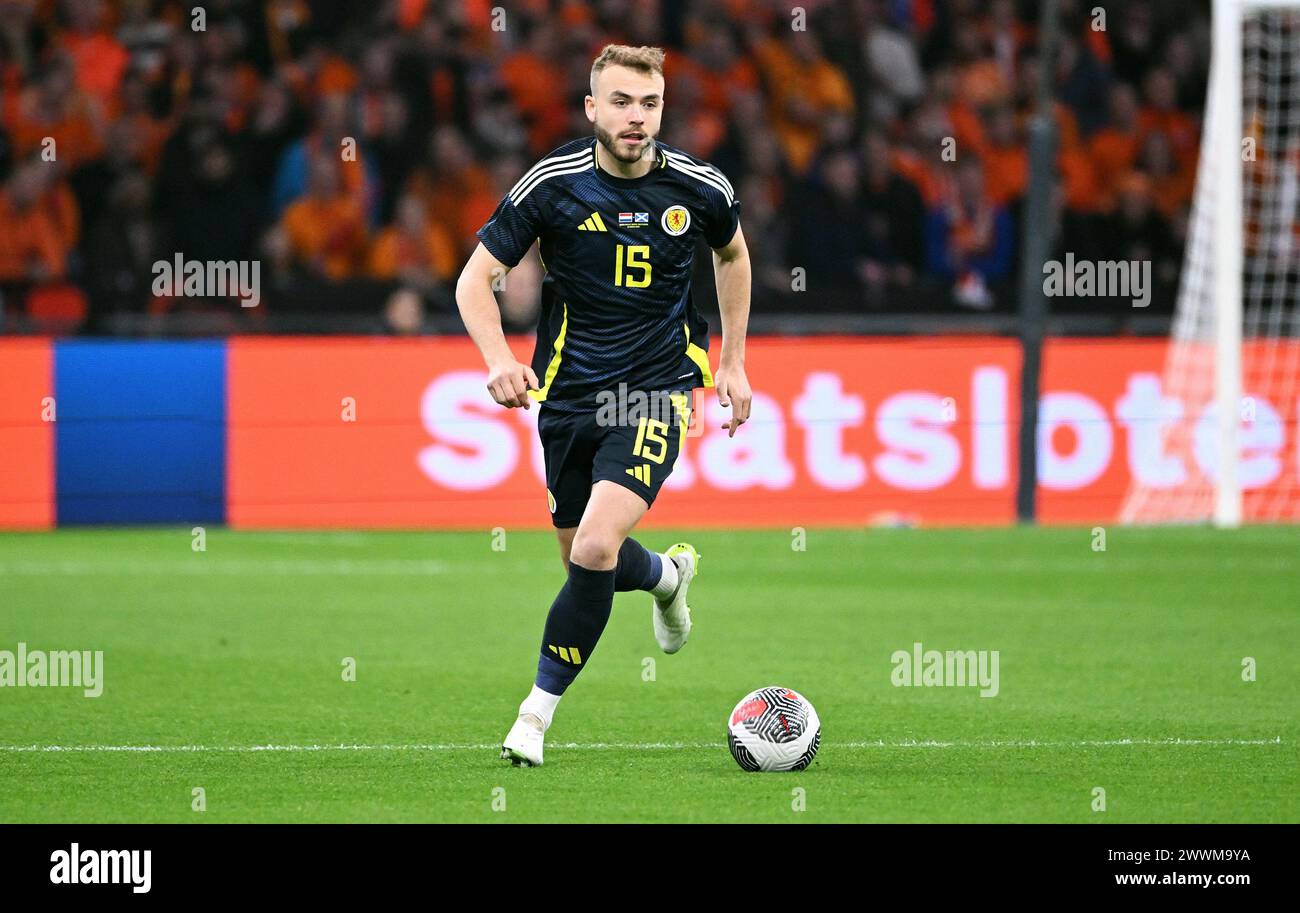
1120, 0, 1300, 525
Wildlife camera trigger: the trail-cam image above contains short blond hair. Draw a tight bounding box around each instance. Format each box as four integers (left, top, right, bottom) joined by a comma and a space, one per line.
589, 44, 665, 96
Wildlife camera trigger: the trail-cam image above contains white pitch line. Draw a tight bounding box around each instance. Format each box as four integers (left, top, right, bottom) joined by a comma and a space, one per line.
0, 559, 450, 576
0, 737, 1283, 753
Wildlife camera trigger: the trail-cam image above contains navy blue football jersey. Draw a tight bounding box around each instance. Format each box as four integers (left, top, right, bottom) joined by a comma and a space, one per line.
475, 136, 741, 413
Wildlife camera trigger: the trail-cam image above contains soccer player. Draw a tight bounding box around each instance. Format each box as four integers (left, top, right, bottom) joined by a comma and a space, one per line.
456, 44, 752, 766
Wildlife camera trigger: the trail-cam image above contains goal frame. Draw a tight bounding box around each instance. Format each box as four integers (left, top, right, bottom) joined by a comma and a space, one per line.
1210, 0, 1297, 525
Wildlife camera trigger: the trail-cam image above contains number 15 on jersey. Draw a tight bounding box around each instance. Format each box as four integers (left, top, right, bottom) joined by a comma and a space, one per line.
614, 244, 652, 288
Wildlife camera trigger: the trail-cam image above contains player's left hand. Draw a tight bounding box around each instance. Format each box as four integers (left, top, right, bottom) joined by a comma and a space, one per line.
714, 363, 751, 438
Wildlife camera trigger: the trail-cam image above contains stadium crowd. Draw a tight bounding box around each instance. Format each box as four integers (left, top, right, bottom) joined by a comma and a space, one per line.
0, 0, 1208, 334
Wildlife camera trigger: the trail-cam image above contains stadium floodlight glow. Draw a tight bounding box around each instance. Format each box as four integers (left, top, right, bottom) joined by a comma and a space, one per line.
1121, 0, 1300, 526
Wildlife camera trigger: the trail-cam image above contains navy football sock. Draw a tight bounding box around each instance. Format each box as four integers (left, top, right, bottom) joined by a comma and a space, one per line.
535, 561, 617, 695
613, 537, 663, 592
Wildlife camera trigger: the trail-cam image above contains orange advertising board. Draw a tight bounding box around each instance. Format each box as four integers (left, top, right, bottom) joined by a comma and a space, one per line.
1038, 339, 1300, 524
227, 336, 1024, 528
0, 339, 54, 529
3, 335, 1290, 530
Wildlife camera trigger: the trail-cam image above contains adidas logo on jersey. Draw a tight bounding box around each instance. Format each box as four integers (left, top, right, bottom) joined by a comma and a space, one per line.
578, 212, 608, 232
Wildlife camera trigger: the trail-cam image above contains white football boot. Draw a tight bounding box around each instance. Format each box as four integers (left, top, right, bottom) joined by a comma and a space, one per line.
501, 712, 546, 767
653, 542, 699, 654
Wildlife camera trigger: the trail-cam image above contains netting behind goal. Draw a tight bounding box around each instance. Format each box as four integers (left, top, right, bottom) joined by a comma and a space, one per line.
1120, 2, 1300, 525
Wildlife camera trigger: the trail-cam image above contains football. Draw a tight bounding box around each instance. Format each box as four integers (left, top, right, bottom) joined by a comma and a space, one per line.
726, 686, 821, 772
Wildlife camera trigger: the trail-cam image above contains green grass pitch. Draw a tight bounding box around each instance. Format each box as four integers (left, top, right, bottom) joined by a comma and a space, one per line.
1, 525, 1296, 823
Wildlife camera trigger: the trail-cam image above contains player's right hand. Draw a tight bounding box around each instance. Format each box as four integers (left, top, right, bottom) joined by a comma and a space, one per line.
486, 360, 540, 409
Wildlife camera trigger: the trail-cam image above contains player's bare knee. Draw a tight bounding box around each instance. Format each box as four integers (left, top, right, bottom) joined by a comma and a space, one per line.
569, 530, 619, 570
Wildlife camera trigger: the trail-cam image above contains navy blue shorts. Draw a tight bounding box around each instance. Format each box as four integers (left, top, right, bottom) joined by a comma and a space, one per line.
537, 393, 692, 527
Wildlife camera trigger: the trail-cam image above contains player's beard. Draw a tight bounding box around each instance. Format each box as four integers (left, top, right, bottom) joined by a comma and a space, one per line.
594, 122, 655, 165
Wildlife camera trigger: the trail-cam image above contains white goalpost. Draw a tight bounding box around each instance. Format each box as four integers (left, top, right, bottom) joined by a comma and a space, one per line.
1121, 0, 1300, 526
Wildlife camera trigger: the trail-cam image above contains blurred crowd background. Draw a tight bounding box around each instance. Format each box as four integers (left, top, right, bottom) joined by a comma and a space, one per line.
0, 0, 1209, 336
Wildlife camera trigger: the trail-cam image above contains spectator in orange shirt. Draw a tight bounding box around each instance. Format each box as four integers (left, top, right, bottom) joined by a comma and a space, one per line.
271, 152, 368, 280
754, 29, 855, 176
1011, 53, 1095, 213
981, 105, 1027, 207
369, 193, 457, 292
271, 92, 379, 226
928, 66, 987, 159
1089, 83, 1144, 209
409, 125, 493, 258
8, 54, 105, 171
1139, 129, 1195, 223
0, 158, 68, 283
497, 21, 569, 156
677, 25, 759, 119
892, 99, 953, 208
58, 0, 130, 109
1092, 83, 1144, 179
661, 49, 727, 158
952, 23, 1009, 109
1139, 68, 1199, 169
